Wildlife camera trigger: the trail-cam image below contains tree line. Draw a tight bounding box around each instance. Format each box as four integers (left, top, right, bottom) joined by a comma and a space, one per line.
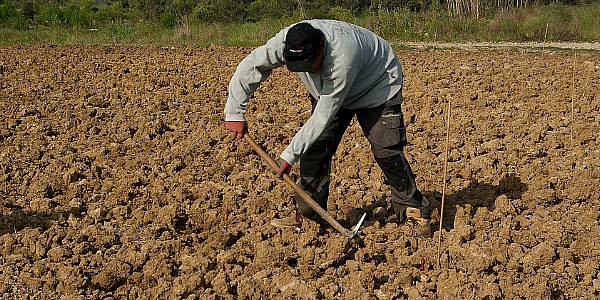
0, 0, 596, 29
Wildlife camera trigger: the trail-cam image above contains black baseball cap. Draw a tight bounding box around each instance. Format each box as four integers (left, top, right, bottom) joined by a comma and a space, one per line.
283, 23, 323, 72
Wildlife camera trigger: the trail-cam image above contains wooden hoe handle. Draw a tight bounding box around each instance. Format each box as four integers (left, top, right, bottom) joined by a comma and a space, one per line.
243, 134, 364, 238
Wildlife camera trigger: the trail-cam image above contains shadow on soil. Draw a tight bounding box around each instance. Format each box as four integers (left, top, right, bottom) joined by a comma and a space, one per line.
435, 173, 528, 230
0, 203, 85, 235
342, 173, 528, 232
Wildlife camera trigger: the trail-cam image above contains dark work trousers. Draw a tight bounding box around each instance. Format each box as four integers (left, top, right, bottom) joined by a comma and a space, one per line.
294, 93, 424, 222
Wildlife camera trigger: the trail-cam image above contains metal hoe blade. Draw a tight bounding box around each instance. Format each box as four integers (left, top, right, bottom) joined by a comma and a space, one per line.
349, 213, 367, 238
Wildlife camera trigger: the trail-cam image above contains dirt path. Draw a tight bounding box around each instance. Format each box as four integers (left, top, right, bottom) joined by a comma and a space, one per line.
401, 41, 600, 51
0, 45, 599, 299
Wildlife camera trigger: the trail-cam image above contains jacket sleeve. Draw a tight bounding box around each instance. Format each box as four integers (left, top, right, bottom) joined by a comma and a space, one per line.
224, 31, 287, 121
280, 53, 358, 165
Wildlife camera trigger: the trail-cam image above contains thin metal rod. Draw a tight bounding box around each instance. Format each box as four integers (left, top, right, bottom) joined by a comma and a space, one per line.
437, 95, 452, 268
570, 54, 576, 148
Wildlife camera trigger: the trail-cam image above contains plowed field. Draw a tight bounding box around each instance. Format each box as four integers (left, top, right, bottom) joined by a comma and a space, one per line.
1, 45, 599, 299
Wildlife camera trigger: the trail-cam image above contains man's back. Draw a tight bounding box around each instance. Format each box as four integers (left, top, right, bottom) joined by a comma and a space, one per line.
296, 19, 403, 109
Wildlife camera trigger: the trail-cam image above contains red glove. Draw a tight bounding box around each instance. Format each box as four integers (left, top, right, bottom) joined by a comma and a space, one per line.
276, 158, 291, 178
224, 121, 247, 139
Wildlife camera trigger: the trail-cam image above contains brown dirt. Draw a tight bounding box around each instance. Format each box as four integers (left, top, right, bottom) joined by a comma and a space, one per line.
1, 45, 599, 299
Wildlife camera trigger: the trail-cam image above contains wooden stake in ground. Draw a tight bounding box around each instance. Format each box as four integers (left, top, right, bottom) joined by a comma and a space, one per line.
570, 54, 576, 148
437, 95, 452, 268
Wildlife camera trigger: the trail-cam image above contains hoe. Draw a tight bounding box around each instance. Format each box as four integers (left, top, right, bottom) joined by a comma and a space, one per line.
245, 135, 366, 239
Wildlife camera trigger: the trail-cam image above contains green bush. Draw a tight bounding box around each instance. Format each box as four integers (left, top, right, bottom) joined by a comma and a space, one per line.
168, 0, 197, 16
193, 0, 217, 21
30, 0, 126, 28
35, 3, 60, 26
95, 1, 126, 26
34, 1, 95, 28
328, 5, 356, 23
65, 1, 94, 28
0, 1, 28, 29
161, 11, 177, 28
246, 0, 296, 22
211, 0, 250, 22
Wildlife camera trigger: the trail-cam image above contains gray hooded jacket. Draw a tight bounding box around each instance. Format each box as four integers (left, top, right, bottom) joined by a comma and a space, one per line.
224, 19, 403, 165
